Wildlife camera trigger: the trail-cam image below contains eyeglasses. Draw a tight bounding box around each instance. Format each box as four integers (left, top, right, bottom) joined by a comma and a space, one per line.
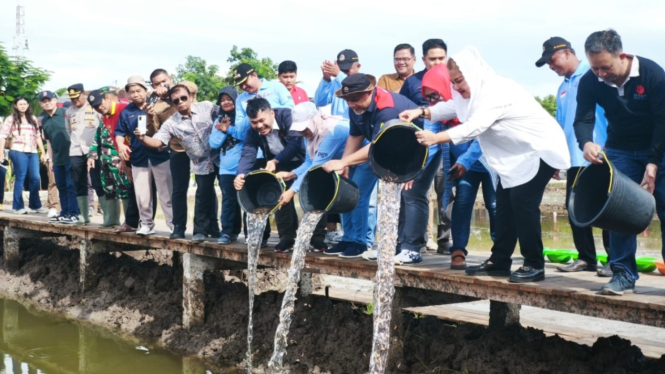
424, 92, 441, 103
172, 96, 188, 105
394, 57, 413, 63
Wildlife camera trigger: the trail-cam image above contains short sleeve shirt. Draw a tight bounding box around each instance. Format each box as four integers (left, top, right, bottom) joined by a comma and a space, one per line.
42, 107, 71, 166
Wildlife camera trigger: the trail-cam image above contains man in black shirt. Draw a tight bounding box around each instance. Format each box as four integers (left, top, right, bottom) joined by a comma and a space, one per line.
574, 29, 665, 296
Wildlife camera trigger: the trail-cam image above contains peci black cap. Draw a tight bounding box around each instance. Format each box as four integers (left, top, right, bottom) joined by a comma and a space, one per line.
336, 49, 359, 71
335, 73, 376, 98
37, 91, 56, 100
536, 37, 572, 67
67, 83, 84, 98
87, 89, 104, 107
233, 63, 255, 86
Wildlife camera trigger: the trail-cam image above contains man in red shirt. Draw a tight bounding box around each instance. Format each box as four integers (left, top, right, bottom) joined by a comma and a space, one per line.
278, 61, 309, 104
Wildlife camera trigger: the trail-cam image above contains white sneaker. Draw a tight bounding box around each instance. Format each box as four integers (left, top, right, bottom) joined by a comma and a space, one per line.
394, 249, 424, 265
136, 225, 155, 236
324, 230, 344, 244
14, 209, 27, 215
426, 238, 438, 251
47, 208, 59, 218
362, 249, 377, 261
34, 207, 48, 214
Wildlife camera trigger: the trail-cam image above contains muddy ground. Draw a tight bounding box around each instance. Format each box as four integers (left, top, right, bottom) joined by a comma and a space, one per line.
1, 236, 665, 373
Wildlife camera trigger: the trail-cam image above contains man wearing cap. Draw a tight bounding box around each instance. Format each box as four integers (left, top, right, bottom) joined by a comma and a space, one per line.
314, 49, 361, 118
87, 88, 133, 229
234, 63, 295, 132
275, 102, 348, 253
234, 98, 305, 252
322, 74, 424, 259
136, 84, 219, 243
378, 44, 417, 93
115, 75, 173, 236
536, 37, 611, 276
66, 84, 105, 223
39, 91, 80, 224
574, 29, 665, 295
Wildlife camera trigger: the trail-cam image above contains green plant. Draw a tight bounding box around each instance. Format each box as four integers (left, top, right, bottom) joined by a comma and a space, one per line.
0, 45, 50, 117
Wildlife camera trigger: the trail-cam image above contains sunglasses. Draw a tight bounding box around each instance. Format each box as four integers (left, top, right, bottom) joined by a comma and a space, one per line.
424, 92, 441, 103
172, 96, 189, 105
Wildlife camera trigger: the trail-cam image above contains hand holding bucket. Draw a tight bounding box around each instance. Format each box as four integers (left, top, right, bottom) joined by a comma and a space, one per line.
238, 170, 287, 215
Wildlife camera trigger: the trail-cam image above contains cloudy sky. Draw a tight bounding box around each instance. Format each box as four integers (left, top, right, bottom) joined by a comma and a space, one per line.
2, 0, 664, 99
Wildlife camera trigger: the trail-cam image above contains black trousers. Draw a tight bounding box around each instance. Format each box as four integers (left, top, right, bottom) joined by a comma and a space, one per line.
566, 166, 610, 264
70, 156, 103, 197
489, 159, 555, 270
170, 151, 191, 228
193, 172, 218, 235
123, 161, 141, 228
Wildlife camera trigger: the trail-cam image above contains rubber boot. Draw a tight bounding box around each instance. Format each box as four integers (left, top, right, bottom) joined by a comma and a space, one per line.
100, 196, 112, 227
121, 199, 131, 228
77, 196, 90, 224
107, 198, 121, 227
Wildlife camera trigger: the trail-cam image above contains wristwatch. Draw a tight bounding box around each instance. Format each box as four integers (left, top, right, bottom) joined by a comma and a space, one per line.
420, 106, 429, 118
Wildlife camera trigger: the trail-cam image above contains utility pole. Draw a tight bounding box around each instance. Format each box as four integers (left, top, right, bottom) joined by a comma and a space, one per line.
12, 3, 29, 58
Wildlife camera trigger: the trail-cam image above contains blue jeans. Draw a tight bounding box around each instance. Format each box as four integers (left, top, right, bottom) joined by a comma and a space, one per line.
9, 151, 41, 211
53, 163, 79, 217
451, 170, 497, 255
218, 174, 242, 236
398, 151, 443, 251
604, 148, 665, 281
341, 162, 378, 245
366, 183, 378, 246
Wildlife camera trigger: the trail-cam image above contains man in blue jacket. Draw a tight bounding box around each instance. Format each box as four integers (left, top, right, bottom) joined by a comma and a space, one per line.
574, 29, 665, 295
323, 73, 423, 259
234, 98, 305, 253
314, 49, 361, 118
536, 37, 610, 275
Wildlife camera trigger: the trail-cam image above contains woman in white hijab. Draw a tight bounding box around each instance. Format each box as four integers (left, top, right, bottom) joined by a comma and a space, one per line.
401, 46, 570, 283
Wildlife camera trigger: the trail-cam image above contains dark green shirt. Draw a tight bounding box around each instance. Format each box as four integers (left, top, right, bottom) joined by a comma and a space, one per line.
42, 107, 71, 166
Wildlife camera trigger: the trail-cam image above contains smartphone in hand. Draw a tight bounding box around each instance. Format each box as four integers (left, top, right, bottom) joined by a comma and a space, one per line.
138, 115, 147, 135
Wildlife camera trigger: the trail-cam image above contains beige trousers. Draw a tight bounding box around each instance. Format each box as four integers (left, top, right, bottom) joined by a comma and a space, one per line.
131, 160, 173, 230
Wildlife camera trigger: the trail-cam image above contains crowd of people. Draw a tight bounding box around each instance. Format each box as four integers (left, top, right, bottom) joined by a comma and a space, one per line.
0, 28, 663, 297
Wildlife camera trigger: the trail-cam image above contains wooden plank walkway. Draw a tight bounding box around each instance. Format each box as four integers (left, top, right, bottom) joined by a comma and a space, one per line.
2, 212, 665, 328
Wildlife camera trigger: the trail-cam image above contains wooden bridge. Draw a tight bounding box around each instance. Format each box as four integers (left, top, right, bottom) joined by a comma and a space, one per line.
1, 212, 665, 360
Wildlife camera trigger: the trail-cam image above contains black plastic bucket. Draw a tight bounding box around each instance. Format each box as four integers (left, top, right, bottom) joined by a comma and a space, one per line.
238, 171, 286, 215
300, 166, 359, 214
569, 158, 655, 235
368, 120, 429, 183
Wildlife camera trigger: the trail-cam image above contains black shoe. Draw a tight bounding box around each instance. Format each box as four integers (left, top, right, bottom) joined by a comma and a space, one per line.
465, 260, 511, 277
509, 265, 545, 283
310, 240, 329, 253
170, 225, 186, 239
191, 233, 206, 243
275, 239, 295, 253
437, 240, 452, 255
261, 239, 269, 248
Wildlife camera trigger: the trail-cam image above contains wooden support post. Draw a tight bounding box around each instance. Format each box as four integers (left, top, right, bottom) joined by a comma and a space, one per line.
182, 253, 216, 329
2, 226, 36, 271
2, 299, 19, 344
489, 300, 521, 328
80, 240, 115, 293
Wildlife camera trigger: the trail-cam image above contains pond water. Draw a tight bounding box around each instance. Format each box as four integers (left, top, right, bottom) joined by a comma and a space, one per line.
0, 299, 237, 374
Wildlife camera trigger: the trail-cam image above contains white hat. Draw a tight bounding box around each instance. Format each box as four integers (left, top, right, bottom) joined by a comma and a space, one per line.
290, 102, 319, 132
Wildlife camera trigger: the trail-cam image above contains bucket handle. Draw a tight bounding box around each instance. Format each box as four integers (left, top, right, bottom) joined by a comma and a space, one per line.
248, 170, 286, 215
571, 150, 614, 194
307, 165, 341, 212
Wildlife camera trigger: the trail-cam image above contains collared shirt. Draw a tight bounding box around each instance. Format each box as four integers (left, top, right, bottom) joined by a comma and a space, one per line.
148, 99, 182, 152
1, 115, 40, 153
115, 102, 170, 167
265, 121, 285, 156
349, 88, 422, 141
235, 79, 295, 131
378, 72, 413, 93
314, 72, 349, 118
574, 55, 665, 165
290, 85, 309, 105
399, 69, 427, 106
42, 107, 70, 166
556, 59, 608, 167
153, 101, 218, 175
66, 104, 101, 156
431, 80, 570, 189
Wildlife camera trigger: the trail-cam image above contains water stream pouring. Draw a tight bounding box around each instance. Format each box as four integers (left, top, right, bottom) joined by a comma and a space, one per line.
238, 171, 285, 373
368, 119, 428, 374
269, 167, 359, 372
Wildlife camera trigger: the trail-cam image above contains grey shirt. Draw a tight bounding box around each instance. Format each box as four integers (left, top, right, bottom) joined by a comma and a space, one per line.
66, 104, 102, 156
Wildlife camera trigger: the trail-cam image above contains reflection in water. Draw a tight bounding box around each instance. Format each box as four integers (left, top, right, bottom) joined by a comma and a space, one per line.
467, 209, 663, 256
0, 299, 235, 374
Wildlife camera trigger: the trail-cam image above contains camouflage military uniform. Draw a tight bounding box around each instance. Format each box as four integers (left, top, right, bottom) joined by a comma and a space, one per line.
88, 121, 130, 200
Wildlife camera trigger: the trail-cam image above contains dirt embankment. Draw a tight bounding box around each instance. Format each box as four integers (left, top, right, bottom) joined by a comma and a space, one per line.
2, 237, 665, 374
